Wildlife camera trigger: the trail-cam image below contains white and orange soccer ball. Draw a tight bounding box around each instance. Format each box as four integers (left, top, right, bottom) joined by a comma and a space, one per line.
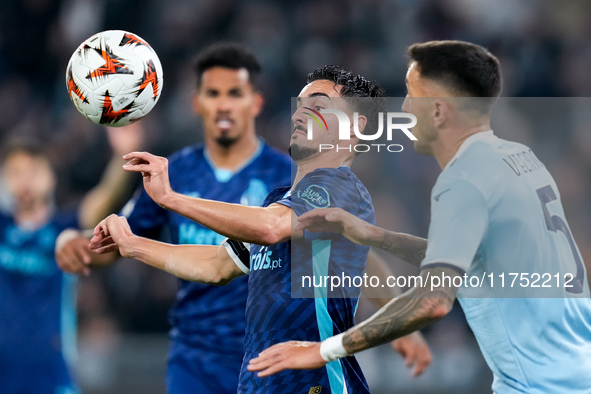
66, 30, 163, 127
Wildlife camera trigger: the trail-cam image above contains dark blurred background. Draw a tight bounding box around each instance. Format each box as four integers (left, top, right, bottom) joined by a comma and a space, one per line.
1, 0, 591, 393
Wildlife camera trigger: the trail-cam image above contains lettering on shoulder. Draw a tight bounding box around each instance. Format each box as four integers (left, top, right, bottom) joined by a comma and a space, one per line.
297, 185, 330, 209
502, 149, 545, 177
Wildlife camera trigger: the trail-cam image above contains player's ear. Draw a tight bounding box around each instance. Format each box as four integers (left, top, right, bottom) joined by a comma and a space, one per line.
350, 114, 368, 137
251, 92, 264, 117
192, 93, 203, 116
433, 99, 450, 128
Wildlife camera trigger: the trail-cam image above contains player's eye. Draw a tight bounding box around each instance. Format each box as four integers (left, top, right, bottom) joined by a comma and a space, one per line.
229, 89, 243, 98
314, 105, 323, 111
205, 90, 219, 98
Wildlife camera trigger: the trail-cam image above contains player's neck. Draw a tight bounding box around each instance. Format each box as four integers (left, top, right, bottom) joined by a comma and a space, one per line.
435, 123, 491, 169
15, 201, 50, 229
205, 132, 259, 170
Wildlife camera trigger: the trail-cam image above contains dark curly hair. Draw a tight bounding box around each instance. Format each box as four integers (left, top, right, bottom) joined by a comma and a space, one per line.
307, 65, 386, 136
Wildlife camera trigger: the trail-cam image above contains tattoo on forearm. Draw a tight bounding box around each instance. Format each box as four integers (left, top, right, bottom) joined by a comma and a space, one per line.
379, 232, 427, 267
343, 268, 457, 354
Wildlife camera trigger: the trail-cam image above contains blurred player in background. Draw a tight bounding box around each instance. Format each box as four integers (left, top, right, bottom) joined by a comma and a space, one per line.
57, 42, 293, 394
0, 127, 140, 394
247, 40, 591, 393
89, 65, 431, 393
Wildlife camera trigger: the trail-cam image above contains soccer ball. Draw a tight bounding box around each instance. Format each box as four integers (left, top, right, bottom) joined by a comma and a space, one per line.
66, 30, 163, 127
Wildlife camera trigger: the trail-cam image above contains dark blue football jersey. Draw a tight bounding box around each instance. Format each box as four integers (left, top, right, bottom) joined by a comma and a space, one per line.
123, 142, 292, 361
0, 210, 79, 392
239, 167, 375, 394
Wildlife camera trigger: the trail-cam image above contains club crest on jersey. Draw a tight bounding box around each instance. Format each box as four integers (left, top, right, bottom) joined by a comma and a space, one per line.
297, 185, 330, 209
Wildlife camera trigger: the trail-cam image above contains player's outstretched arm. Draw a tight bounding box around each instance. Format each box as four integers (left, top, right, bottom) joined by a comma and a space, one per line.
247, 266, 460, 377
58, 125, 147, 275
79, 125, 146, 228
296, 208, 427, 267
89, 214, 245, 284
121, 151, 297, 245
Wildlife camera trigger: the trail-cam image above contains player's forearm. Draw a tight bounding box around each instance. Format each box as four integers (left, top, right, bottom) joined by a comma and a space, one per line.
342, 268, 455, 354
79, 156, 137, 228
161, 192, 288, 245
124, 236, 230, 284
364, 227, 427, 268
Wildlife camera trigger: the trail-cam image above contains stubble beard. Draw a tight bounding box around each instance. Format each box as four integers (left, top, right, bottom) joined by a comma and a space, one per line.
216, 134, 239, 148
289, 143, 317, 162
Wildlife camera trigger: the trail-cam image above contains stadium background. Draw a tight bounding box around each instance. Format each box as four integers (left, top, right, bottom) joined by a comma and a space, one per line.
1, 0, 591, 393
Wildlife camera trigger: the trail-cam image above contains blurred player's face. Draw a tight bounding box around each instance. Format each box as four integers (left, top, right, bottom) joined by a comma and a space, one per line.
194, 67, 263, 148
401, 62, 440, 156
290, 80, 354, 161
2, 151, 55, 210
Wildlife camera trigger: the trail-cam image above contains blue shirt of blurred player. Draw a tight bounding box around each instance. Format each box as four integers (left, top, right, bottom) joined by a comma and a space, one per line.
123, 142, 291, 393
0, 143, 79, 394
121, 43, 292, 394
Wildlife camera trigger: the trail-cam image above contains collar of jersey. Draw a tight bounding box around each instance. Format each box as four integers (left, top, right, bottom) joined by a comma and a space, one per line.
204, 138, 263, 183
444, 130, 495, 171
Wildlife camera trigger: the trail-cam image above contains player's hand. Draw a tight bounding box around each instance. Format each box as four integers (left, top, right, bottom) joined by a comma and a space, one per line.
247, 341, 327, 377
122, 151, 173, 207
55, 229, 92, 276
295, 208, 374, 245
89, 214, 135, 257
106, 123, 145, 156
391, 331, 432, 377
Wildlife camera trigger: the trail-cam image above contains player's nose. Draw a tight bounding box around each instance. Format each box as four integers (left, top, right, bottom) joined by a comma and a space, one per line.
216, 96, 233, 112
291, 106, 306, 125
401, 95, 410, 113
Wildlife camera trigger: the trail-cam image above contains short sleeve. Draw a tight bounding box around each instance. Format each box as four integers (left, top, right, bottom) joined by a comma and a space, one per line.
121, 187, 167, 239
421, 179, 488, 274
291, 168, 361, 241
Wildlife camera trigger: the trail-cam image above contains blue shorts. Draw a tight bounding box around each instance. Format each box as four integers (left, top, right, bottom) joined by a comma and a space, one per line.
166, 340, 243, 394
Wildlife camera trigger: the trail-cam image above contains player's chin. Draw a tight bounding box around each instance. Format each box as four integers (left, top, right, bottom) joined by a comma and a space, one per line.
215, 133, 239, 148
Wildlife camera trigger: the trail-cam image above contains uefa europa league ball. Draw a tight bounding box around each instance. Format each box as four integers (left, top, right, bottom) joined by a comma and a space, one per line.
66, 30, 163, 127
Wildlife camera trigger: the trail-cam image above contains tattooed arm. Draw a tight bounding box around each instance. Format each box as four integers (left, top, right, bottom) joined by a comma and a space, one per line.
343, 266, 458, 354
247, 265, 461, 376
294, 207, 427, 267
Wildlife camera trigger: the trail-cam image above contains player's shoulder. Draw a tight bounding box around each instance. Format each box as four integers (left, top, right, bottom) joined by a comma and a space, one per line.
297, 167, 372, 212
262, 186, 291, 207
302, 166, 353, 183
298, 167, 354, 197
167, 143, 205, 167
443, 134, 515, 184
259, 143, 291, 166
435, 135, 529, 203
